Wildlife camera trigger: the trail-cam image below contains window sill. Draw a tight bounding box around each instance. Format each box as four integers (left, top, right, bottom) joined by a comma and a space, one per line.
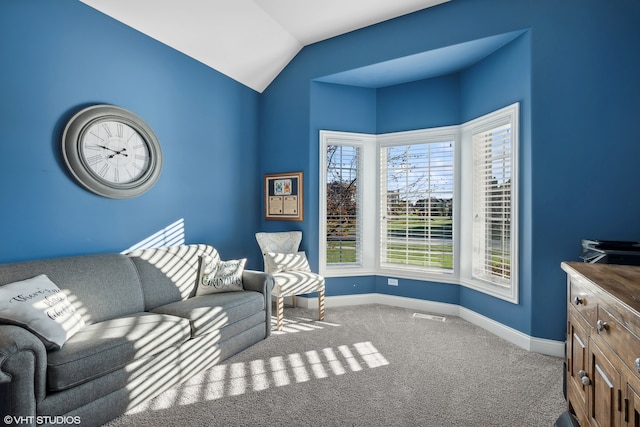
321, 266, 518, 304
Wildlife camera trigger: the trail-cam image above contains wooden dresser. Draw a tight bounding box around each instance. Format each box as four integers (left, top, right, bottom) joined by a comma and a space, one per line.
562, 262, 640, 427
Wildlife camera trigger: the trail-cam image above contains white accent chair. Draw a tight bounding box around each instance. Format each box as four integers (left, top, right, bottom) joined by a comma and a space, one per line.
255, 231, 325, 331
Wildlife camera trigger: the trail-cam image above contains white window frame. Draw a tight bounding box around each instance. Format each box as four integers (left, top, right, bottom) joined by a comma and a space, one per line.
459, 103, 519, 302
319, 131, 377, 277
319, 103, 519, 303
377, 127, 458, 283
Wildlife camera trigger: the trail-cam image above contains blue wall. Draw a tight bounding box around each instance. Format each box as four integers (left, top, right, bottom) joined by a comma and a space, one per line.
0, 1, 261, 266
260, 0, 640, 341
377, 74, 461, 132
2, 0, 639, 342
458, 31, 533, 334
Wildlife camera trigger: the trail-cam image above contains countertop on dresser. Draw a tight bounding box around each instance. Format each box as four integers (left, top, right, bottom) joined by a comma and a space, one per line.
562, 261, 640, 314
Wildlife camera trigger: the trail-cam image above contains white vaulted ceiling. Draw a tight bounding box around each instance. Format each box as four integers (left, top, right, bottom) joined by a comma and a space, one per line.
79, 0, 450, 93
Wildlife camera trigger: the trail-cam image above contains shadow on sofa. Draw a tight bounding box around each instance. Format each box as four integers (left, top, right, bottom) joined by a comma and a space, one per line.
0, 244, 273, 427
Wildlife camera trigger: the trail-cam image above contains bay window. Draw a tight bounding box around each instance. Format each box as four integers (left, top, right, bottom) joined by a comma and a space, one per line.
320, 103, 519, 302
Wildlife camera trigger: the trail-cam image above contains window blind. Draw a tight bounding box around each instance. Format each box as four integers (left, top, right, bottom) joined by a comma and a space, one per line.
380, 141, 454, 271
472, 123, 512, 286
325, 144, 361, 265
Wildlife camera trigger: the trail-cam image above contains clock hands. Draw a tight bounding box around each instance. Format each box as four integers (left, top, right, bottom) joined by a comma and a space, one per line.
108, 148, 128, 159
97, 144, 117, 153
97, 145, 128, 158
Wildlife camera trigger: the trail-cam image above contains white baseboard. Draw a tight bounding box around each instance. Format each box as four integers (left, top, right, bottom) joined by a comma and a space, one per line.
293, 293, 565, 358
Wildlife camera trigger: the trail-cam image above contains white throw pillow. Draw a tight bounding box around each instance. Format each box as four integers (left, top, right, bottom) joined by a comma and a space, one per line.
196, 257, 246, 295
0, 275, 85, 350
264, 251, 311, 273
197, 254, 219, 290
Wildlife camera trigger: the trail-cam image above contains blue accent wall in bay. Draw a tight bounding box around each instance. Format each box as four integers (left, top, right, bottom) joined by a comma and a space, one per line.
377, 74, 462, 133
0, 1, 261, 266
457, 31, 534, 334
260, 0, 640, 341
307, 82, 377, 270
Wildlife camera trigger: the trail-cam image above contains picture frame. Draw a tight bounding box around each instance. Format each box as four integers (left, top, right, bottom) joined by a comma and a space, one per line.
264, 172, 303, 221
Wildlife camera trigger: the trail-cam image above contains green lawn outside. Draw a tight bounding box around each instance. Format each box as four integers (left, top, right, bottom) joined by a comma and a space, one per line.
384, 243, 453, 269
327, 215, 509, 277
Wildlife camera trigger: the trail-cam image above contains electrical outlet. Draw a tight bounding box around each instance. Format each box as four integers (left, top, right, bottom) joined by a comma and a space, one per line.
387, 278, 398, 286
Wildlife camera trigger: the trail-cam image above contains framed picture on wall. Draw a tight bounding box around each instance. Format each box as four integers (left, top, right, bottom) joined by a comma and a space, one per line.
264, 172, 303, 221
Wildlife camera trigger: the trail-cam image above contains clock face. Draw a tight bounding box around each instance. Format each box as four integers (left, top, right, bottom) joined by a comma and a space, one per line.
62, 105, 163, 199
80, 120, 151, 185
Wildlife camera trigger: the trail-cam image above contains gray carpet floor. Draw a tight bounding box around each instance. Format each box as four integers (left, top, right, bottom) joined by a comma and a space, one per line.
105, 304, 566, 427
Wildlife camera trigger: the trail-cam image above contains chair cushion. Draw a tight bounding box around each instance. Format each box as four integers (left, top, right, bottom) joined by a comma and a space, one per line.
264, 252, 311, 273
271, 271, 325, 298
47, 312, 190, 391
151, 291, 265, 337
255, 232, 302, 273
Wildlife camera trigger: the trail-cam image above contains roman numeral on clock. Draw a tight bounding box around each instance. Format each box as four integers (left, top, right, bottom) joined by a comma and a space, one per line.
85, 154, 102, 166
101, 123, 113, 137
98, 163, 109, 177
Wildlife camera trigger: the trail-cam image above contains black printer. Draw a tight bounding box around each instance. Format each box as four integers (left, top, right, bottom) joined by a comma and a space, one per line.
581, 239, 640, 265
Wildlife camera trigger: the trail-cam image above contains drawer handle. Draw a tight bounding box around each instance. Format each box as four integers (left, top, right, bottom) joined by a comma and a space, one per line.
578, 370, 591, 386
636, 358, 640, 373
597, 320, 609, 332
573, 297, 584, 306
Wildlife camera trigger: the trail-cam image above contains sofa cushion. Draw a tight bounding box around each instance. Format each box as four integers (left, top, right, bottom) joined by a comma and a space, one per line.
46, 312, 190, 391
0, 274, 85, 350
128, 244, 219, 310
0, 254, 145, 325
196, 257, 246, 296
150, 291, 264, 338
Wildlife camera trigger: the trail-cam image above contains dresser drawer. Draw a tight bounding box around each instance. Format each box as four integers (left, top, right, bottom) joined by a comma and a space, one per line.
562, 262, 640, 427
569, 273, 597, 326
597, 305, 640, 377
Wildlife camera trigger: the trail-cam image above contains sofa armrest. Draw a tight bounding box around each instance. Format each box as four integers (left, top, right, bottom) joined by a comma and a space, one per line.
0, 324, 48, 421
242, 270, 274, 337
242, 269, 273, 295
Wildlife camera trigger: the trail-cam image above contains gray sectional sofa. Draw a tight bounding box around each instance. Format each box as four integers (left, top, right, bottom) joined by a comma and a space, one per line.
0, 244, 273, 427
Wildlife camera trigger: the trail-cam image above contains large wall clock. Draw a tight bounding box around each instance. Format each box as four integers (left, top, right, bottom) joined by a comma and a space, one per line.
62, 104, 163, 199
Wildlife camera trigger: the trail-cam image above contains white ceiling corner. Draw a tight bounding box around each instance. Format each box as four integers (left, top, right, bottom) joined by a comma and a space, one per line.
79, 0, 450, 92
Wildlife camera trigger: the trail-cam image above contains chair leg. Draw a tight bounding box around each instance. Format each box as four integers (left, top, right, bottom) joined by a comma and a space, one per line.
276, 297, 284, 331
318, 288, 325, 321
291, 295, 296, 308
